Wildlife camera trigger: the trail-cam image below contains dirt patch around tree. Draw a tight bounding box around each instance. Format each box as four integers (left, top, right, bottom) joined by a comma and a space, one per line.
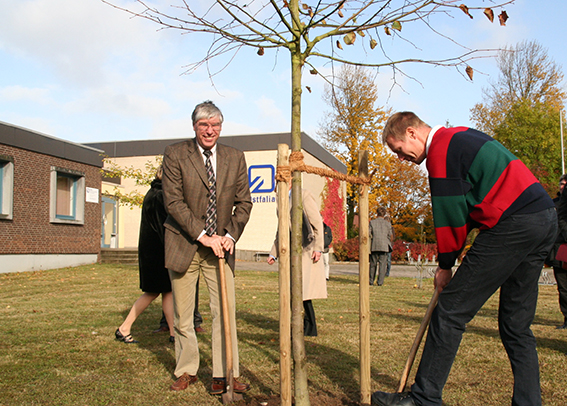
231, 392, 361, 406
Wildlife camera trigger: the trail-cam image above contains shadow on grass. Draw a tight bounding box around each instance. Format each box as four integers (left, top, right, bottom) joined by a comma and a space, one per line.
329, 275, 361, 285
390, 298, 567, 355
237, 310, 401, 404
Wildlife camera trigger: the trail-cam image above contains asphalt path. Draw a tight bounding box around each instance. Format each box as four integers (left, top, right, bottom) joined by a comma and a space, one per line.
235, 260, 557, 284
238, 260, 436, 279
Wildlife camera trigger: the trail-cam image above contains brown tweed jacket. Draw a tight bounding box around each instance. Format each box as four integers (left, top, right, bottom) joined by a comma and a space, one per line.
162, 138, 252, 273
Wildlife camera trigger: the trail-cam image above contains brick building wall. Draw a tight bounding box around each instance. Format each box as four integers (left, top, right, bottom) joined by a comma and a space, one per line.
0, 144, 101, 256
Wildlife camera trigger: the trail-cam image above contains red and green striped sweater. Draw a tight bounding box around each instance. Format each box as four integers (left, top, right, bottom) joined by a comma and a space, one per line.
426, 126, 554, 269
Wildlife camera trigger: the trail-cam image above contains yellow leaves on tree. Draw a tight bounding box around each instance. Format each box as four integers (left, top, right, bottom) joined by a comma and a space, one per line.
318, 64, 429, 234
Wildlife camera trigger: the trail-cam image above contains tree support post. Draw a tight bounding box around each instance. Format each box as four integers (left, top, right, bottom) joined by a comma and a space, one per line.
358, 150, 371, 405
277, 144, 292, 406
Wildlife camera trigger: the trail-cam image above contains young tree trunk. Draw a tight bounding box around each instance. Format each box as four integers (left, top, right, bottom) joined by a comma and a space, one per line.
289, 1, 309, 403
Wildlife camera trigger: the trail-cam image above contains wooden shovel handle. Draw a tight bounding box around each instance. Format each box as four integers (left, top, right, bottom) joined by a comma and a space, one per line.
397, 287, 440, 393
218, 259, 234, 387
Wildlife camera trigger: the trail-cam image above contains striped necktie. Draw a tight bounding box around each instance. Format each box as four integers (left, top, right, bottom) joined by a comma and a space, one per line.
203, 149, 217, 236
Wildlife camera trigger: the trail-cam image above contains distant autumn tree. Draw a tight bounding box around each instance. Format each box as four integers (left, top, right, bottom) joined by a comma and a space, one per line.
377, 156, 432, 241
319, 64, 390, 236
319, 64, 431, 240
471, 40, 566, 192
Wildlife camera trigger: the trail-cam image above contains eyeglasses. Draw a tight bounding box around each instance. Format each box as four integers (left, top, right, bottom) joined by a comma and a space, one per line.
197, 122, 222, 131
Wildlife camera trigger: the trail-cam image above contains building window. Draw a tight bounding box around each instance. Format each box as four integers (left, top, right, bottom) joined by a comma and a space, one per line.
0, 156, 14, 220
50, 167, 85, 224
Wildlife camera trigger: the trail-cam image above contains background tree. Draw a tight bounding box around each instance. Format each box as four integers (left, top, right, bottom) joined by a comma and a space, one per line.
379, 157, 433, 242
102, 156, 162, 208
319, 64, 432, 241
103, 1, 514, 404
319, 64, 390, 237
471, 40, 566, 193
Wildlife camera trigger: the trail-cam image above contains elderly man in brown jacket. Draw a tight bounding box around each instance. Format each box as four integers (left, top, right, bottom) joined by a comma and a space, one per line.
162, 101, 252, 394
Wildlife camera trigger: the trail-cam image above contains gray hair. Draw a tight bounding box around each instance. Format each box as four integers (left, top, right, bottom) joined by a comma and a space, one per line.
192, 101, 224, 125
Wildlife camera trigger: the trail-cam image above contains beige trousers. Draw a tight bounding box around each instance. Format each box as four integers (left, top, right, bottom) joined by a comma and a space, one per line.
169, 245, 239, 378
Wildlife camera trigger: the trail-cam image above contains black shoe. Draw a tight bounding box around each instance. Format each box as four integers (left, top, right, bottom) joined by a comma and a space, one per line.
371, 391, 417, 406
169, 336, 175, 343
557, 323, 567, 329
115, 328, 138, 344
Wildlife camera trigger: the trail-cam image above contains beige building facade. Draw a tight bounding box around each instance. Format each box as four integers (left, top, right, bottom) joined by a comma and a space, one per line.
87, 132, 346, 260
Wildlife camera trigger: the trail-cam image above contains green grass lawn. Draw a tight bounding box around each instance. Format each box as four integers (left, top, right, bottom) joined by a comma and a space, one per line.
0, 263, 566, 405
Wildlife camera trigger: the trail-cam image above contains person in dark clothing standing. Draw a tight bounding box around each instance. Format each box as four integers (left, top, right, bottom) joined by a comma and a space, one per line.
322, 221, 333, 280
548, 174, 567, 329
372, 111, 557, 406
115, 166, 175, 344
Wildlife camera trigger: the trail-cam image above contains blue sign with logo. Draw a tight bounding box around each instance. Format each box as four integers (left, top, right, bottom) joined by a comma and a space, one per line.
248, 164, 275, 193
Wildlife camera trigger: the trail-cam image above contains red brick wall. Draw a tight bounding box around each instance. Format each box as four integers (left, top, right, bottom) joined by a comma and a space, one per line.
0, 144, 101, 255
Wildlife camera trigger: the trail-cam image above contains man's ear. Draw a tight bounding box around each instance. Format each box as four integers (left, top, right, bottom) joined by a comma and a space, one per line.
406, 126, 417, 140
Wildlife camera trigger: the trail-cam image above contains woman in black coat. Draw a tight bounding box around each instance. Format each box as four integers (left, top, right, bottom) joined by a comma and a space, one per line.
115, 166, 174, 343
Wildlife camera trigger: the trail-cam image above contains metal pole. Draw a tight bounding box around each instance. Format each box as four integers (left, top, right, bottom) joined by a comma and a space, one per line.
561, 110, 565, 175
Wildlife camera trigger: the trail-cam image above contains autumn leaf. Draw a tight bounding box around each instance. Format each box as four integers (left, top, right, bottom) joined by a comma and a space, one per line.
370, 38, 377, 49
466, 65, 474, 80
337, 40, 343, 50
384, 26, 391, 36
309, 9, 314, 18
357, 30, 366, 37
257, 47, 264, 56
338, 9, 344, 18
484, 8, 494, 23
283, 0, 288, 8
498, 10, 509, 26
310, 69, 318, 75
344, 32, 356, 45
392, 21, 402, 31
459, 4, 473, 19
306, 86, 312, 93
302, 3, 308, 9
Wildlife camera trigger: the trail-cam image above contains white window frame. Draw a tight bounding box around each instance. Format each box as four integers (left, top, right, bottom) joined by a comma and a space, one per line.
0, 156, 14, 220
50, 166, 85, 225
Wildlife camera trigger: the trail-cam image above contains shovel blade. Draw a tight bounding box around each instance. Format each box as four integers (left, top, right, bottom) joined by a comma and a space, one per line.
221, 391, 243, 404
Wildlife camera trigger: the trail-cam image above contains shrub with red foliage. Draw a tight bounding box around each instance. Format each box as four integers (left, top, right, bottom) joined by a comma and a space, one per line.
333, 237, 359, 262
333, 238, 437, 263
321, 177, 346, 244
391, 240, 438, 262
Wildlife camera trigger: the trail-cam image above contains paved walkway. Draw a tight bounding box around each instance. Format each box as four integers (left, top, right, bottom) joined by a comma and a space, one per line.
237, 260, 435, 278
235, 260, 557, 284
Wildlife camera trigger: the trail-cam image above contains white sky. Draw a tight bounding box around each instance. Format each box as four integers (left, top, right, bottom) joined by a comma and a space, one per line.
0, 0, 565, 144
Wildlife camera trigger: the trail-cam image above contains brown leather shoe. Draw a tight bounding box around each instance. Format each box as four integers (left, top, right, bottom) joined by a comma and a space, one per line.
195, 326, 205, 333
170, 373, 197, 391
152, 326, 168, 333
210, 377, 250, 395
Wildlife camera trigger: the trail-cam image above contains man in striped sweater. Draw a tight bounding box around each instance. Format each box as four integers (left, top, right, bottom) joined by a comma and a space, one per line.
372, 112, 557, 406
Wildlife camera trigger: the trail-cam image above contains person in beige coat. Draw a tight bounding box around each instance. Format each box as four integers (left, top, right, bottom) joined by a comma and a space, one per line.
267, 188, 327, 336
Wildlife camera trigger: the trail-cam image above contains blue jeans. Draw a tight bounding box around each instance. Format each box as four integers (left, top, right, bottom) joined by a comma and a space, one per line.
412, 208, 557, 406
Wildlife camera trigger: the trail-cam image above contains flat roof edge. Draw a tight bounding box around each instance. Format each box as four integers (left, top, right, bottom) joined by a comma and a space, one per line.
0, 121, 104, 168
85, 132, 346, 174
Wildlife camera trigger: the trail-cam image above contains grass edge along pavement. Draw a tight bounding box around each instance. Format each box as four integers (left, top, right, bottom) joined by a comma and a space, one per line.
0, 263, 566, 405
